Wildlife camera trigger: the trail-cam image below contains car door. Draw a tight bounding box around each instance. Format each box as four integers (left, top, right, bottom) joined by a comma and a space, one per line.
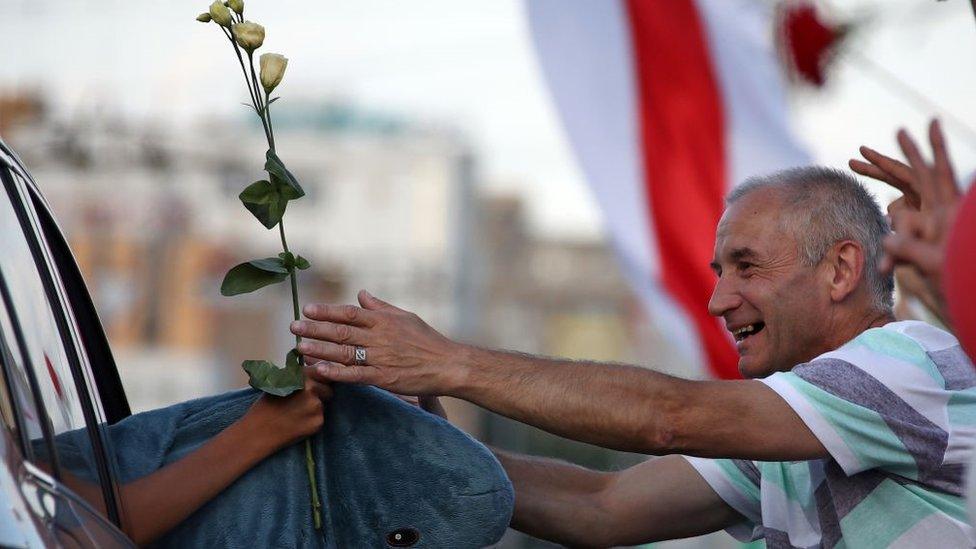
0, 146, 135, 547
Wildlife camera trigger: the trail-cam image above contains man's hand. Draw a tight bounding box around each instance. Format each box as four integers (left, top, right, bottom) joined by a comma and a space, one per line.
290, 290, 464, 396
849, 119, 962, 324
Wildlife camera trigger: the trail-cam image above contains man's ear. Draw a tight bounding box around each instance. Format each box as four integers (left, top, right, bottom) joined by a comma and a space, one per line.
826, 240, 865, 303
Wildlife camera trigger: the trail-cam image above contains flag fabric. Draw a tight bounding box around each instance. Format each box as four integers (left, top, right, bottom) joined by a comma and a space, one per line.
526, 0, 809, 379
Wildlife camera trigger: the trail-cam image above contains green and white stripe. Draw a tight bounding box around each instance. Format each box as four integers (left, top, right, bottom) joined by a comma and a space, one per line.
685, 321, 976, 548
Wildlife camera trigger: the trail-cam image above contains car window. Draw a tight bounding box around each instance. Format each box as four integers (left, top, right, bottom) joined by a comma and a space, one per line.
0, 304, 30, 453
28, 189, 129, 424
0, 316, 52, 549
0, 319, 34, 474
0, 169, 109, 514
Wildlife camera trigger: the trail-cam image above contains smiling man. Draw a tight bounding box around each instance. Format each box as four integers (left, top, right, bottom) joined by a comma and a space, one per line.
291, 167, 976, 548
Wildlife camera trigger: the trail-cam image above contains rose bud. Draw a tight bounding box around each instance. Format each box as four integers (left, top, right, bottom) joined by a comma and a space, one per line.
196, 12, 212, 23
260, 53, 288, 94
228, 0, 244, 15
232, 21, 265, 52
209, 0, 233, 27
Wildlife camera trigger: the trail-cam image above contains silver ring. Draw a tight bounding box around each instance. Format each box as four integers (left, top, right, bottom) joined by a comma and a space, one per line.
354, 346, 367, 365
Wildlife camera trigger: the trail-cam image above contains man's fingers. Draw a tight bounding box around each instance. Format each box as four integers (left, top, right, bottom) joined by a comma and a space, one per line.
882, 234, 943, 276
312, 362, 377, 385
897, 129, 936, 206
302, 303, 377, 327
928, 119, 961, 204
891, 207, 926, 236
307, 361, 339, 383
358, 289, 399, 312
292, 320, 368, 345
849, 158, 894, 181
297, 339, 358, 365
881, 208, 922, 274
855, 146, 921, 208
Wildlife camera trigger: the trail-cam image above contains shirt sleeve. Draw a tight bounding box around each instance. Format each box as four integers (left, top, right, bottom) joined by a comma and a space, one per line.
760, 332, 952, 480
683, 456, 763, 542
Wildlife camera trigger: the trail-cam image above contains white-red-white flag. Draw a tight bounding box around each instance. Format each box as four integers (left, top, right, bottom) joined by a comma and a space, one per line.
527, 0, 808, 379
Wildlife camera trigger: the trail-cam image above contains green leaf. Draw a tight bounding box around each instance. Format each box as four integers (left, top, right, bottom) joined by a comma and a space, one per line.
220, 257, 289, 296
240, 179, 288, 229
265, 149, 305, 199
295, 255, 310, 270
277, 251, 296, 270
242, 350, 304, 397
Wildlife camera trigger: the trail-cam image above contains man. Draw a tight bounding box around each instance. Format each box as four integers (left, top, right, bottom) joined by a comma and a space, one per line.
290, 167, 976, 547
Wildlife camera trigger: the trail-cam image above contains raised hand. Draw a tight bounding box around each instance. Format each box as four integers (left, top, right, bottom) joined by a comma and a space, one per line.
290, 290, 465, 396
850, 119, 962, 324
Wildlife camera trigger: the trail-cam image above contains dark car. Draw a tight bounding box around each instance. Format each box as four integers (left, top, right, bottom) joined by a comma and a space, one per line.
0, 138, 136, 547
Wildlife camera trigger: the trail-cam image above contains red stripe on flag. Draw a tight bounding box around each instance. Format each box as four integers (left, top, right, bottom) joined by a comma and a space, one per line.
625, 0, 740, 379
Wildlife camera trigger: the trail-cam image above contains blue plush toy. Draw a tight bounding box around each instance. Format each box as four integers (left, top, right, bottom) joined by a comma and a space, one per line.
54, 385, 514, 548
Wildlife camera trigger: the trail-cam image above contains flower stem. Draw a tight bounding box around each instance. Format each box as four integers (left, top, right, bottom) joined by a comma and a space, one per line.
305, 438, 323, 530
265, 90, 277, 151
276, 172, 320, 531
230, 31, 320, 529
279, 220, 302, 337
249, 52, 275, 151
223, 27, 261, 114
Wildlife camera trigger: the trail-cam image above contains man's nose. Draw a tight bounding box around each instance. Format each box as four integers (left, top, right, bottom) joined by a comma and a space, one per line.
707, 276, 741, 318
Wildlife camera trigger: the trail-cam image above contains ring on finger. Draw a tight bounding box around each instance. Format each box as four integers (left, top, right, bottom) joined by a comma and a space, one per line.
354, 346, 367, 366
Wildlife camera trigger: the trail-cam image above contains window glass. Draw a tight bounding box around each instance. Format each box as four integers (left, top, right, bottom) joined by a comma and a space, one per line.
0, 171, 107, 513
0, 327, 22, 444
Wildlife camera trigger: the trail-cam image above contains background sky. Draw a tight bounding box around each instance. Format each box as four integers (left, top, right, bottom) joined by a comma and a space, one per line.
1, 0, 975, 238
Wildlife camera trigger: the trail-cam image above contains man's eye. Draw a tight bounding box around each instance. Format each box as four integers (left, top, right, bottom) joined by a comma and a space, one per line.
737, 262, 753, 272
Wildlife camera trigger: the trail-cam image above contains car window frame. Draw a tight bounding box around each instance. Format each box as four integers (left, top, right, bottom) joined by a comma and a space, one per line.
0, 157, 123, 526
28, 190, 131, 424
0, 140, 130, 424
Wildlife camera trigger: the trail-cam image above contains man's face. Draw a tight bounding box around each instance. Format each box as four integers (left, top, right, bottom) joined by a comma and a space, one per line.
708, 192, 832, 378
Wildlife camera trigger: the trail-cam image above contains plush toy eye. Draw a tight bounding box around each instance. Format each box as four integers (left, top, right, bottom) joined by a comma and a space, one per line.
386, 527, 420, 547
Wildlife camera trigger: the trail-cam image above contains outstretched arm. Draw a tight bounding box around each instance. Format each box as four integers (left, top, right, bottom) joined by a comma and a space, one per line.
57, 379, 331, 546
291, 293, 826, 461
119, 382, 329, 545
496, 450, 741, 547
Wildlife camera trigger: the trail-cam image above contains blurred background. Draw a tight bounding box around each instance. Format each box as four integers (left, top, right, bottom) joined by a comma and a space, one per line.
1, 0, 975, 547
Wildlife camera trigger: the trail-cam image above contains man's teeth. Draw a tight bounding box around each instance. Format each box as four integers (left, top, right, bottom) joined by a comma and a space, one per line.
733, 324, 761, 341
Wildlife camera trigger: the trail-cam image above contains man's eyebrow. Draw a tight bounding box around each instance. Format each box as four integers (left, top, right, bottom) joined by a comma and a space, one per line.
710, 247, 759, 272
729, 247, 758, 262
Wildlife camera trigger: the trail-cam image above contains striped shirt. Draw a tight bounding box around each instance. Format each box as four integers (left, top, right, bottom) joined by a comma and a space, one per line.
686, 321, 976, 548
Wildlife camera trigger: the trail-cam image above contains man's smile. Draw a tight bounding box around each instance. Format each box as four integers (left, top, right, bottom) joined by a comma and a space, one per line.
729, 321, 766, 343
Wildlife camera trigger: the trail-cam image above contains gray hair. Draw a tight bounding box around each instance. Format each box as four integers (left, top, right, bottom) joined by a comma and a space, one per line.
726, 166, 894, 310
